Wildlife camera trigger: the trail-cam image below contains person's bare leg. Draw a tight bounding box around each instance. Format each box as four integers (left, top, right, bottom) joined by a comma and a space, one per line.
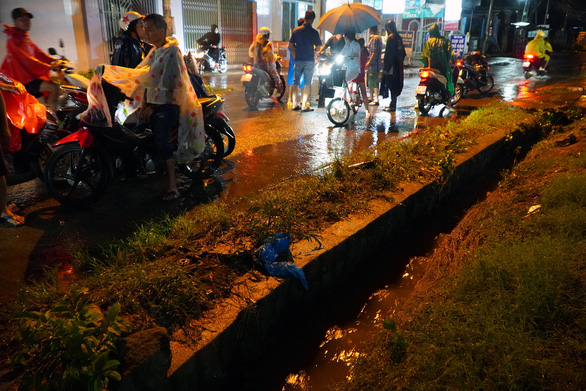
301, 85, 311, 108
40, 81, 59, 112
359, 82, 370, 117
0, 176, 24, 225
163, 157, 178, 199
291, 85, 299, 108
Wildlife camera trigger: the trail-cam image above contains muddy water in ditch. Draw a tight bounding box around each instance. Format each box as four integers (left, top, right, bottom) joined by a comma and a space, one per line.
279, 171, 507, 391
281, 239, 435, 391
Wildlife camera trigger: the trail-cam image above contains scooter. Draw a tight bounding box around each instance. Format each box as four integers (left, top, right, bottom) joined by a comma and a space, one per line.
0, 73, 67, 184
522, 53, 547, 79
44, 92, 227, 206
241, 57, 286, 109
194, 47, 228, 73
452, 51, 494, 96
416, 68, 463, 116
316, 53, 338, 108
185, 51, 235, 157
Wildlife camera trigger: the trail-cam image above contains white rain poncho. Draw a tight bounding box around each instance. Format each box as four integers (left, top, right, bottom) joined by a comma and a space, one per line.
82, 37, 205, 163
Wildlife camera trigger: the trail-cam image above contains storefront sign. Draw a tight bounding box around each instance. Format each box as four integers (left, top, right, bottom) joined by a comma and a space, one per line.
450, 34, 466, 56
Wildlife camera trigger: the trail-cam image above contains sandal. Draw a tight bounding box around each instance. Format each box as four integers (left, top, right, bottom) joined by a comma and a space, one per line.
301, 107, 314, 112
162, 190, 180, 201
0, 214, 24, 228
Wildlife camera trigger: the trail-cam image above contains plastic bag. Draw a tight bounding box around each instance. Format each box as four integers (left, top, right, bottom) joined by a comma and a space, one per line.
257, 232, 309, 290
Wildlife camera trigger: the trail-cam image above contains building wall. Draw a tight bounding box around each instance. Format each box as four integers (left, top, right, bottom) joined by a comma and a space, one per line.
0, 0, 83, 69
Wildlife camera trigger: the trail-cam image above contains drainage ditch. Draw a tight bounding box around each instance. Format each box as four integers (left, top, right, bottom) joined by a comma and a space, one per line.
166, 124, 542, 391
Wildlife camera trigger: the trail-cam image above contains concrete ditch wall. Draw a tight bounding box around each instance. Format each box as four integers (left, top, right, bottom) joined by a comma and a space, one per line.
160, 124, 540, 391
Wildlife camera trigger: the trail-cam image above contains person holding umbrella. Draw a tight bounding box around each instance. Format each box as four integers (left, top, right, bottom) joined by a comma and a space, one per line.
289, 10, 322, 112
381, 20, 406, 112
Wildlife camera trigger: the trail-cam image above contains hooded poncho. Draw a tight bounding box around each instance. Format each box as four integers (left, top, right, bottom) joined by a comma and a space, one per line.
1, 24, 54, 85
82, 37, 205, 163
421, 24, 454, 95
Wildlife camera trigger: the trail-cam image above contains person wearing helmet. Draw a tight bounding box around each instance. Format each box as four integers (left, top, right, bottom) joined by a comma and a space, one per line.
1, 8, 60, 112
196, 24, 221, 66
248, 27, 281, 91
525, 30, 553, 71
111, 11, 153, 68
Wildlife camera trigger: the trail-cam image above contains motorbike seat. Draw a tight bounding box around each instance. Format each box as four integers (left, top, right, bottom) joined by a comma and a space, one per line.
421, 68, 447, 85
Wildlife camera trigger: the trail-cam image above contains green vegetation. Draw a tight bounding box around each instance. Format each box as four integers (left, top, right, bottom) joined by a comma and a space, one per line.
343, 116, 586, 390
1, 103, 564, 389
12, 290, 129, 391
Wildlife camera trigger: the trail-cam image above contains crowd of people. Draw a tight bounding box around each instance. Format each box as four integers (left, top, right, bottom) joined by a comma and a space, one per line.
0, 5, 554, 227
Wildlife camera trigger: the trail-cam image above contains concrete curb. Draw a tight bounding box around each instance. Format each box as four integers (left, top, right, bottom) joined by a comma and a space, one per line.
161, 123, 540, 390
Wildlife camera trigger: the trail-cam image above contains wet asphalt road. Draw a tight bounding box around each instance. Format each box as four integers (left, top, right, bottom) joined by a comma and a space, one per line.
1, 52, 585, 303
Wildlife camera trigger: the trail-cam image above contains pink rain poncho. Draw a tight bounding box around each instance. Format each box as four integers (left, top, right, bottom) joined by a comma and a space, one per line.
82, 37, 205, 163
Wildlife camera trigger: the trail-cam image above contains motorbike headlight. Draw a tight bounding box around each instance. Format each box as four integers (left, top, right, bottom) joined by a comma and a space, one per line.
335, 55, 344, 64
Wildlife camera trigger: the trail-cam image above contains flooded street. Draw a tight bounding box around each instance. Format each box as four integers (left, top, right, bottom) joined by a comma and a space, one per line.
2, 52, 585, 309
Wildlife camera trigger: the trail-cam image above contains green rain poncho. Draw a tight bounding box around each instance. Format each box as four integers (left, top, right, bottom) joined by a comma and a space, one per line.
421, 24, 454, 95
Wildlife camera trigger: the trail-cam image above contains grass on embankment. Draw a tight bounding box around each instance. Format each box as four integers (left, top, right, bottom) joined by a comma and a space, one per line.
3, 104, 581, 387
342, 116, 586, 390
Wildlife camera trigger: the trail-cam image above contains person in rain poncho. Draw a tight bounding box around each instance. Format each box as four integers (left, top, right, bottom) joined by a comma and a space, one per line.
249, 27, 281, 90
340, 33, 361, 83
381, 20, 406, 112
421, 24, 454, 101
525, 30, 553, 71
83, 13, 204, 201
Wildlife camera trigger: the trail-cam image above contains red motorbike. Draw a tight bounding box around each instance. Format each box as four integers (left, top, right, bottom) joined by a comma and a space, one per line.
0, 72, 66, 184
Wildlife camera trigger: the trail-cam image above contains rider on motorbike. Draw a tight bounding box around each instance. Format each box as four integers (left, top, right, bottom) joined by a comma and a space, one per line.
111, 11, 153, 68
1, 8, 60, 112
248, 27, 280, 89
196, 24, 221, 65
524, 30, 552, 72
421, 24, 455, 108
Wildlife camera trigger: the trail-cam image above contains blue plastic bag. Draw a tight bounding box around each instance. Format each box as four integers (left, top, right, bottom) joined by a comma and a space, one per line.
257, 232, 309, 290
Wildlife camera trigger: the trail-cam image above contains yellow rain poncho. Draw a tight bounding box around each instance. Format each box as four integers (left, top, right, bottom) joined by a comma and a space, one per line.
83, 37, 205, 163
525, 30, 553, 60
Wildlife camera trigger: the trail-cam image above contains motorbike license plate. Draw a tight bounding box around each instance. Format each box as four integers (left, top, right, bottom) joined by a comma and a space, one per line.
522, 61, 530, 68
415, 85, 427, 95
240, 74, 252, 82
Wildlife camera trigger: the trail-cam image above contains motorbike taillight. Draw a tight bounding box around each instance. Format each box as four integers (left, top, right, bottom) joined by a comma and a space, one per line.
242, 64, 252, 73
217, 111, 229, 121
456, 61, 463, 67
420, 70, 430, 79
525, 54, 534, 60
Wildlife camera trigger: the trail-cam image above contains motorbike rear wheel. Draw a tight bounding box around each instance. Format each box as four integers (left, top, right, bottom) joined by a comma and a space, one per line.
477, 74, 494, 94
327, 97, 350, 126
451, 83, 464, 105
245, 83, 260, 109
524, 70, 532, 80
45, 144, 109, 206
418, 92, 433, 116
179, 125, 224, 179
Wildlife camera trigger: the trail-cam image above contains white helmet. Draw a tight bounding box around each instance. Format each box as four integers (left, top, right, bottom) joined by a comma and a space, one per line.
259, 26, 271, 38
119, 11, 144, 31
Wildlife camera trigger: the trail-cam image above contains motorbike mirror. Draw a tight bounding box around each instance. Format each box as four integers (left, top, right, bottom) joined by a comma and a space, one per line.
48, 47, 57, 55
59, 39, 64, 48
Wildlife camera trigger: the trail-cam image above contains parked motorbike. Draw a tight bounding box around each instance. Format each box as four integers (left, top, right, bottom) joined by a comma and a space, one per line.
46, 47, 91, 134
316, 53, 338, 108
416, 68, 463, 116
1, 73, 66, 184
452, 51, 494, 96
185, 51, 235, 157
241, 57, 286, 109
522, 53, 547, 79
43, 92, 226, 206
195, 46, 227, 73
